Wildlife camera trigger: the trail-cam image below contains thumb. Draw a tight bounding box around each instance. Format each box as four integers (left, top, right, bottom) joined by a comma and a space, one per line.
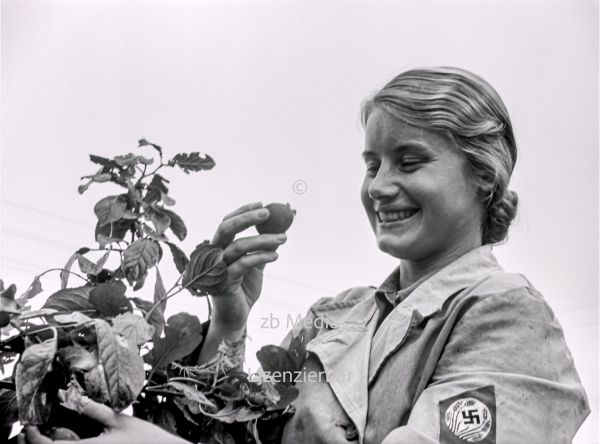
79, 398, 120, 429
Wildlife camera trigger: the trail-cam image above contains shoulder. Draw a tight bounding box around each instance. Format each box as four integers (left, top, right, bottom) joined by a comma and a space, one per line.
460, 272, 556, 324
443, 272, 576, 381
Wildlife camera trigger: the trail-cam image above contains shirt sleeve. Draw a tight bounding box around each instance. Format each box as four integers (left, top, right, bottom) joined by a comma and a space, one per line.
381, 286, 590, 444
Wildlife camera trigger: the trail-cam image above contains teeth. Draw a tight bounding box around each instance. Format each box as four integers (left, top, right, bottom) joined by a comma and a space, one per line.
378, 209, 418, 222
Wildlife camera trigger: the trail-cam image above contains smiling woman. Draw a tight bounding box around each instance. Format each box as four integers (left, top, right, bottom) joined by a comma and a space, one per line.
25, 67, 590, 444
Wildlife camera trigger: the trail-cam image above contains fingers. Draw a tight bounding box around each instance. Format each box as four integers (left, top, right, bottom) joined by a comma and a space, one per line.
212, 205, 269, 248
222, 201, 263, 221
222, 233, 287, 265
227, 251, 279, 279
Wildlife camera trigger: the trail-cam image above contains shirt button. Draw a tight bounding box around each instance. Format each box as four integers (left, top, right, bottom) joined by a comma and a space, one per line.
345, 423, 358, 441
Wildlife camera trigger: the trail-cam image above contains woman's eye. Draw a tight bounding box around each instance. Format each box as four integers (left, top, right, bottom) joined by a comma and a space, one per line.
399, 158, 425, 170
365, 164, 379, 175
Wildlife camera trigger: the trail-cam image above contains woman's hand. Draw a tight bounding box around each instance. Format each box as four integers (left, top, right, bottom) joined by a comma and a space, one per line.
22, 400, 190, 444
210, 201, 287, 330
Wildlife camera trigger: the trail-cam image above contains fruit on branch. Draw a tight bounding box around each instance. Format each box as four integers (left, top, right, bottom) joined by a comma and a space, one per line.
255, 203, 296, 234
47, 427, 80, 440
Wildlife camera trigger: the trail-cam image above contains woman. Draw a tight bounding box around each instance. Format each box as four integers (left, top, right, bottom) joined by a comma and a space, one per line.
26, 67, 590, 444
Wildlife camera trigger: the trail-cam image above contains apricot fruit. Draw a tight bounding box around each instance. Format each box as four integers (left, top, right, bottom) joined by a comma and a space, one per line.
256, 203, 296, 234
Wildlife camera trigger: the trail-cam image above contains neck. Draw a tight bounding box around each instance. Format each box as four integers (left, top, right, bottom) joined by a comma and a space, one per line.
399, 239, 483, 289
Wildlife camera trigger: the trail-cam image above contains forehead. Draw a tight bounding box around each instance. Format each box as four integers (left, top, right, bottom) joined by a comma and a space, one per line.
364, 107, 453, 153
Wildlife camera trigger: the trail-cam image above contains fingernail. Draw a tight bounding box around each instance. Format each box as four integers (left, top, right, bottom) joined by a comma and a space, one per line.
277, 234, 287, 242
258, 209, 269, 218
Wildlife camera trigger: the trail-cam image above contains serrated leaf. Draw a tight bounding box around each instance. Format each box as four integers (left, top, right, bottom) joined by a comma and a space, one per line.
94, 195, 138, 227
42, 287, 94, 312
89, 284, 132, 317
94, 319, 145, 411
182, 241, 227, 296
144, 313, 203, 369
138, 138, 163, 156
166, 242, 189, 274
163, 209, 186, 241
15, 331, 58, 424
112, 313, 154, 346
169, 152, 216, 173
60, 253, 78, 289
58, 345, 97, 371
122, 239, 160, 288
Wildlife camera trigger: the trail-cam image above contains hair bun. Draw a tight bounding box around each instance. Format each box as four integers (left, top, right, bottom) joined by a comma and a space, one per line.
483, 189, 518, 244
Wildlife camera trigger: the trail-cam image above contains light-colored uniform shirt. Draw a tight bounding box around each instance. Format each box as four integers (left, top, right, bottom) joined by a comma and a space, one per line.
268, 245, 589, 444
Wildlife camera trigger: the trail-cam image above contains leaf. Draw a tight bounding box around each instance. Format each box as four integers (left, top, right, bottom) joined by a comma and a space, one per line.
95, 218, 133, 246
113, 153, 154, 167
89, 283, 132, 317
206, 401, 263, 423
166, 242, 189, 274
138, 138, 163, 156
168, 381, 216, 409
182, 241, 228, 296
76, 250, 110, 276
15, 331, 58, 424
94, 195, 138, 227
89, 154, 116, 167
122, 239, 160, 288
58, 380, 89, 414
163, 209, 187, 241
17, 275, 43, 304
143, 174, 169, 205
16, 309, 56, 321
149, 268, 167, 338
147, 207, 171, 236
43, 287, 94, 312
60, 253, 78, 289
78, 167, 113, 194
0, 284, 20, 313
169, 152, 216, 173
287, 330, 308, 370
58, 345, 97, 371
83, 364, 110, 403
112, 313, 155, 346
53, 312, 93, 325
94, 319, 145, 411
0, 389, 18, 428
256, 345, 298, 374
144, 313, 203, 369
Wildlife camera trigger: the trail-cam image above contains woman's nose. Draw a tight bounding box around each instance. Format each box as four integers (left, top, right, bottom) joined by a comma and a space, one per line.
368, 167, 398, 200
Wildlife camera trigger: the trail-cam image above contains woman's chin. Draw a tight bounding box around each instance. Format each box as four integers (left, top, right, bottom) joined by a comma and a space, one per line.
376, 234, 417, 259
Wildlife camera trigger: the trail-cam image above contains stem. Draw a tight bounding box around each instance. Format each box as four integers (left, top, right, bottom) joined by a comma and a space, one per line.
144, 275, 182, 321
37, 268, 90, 284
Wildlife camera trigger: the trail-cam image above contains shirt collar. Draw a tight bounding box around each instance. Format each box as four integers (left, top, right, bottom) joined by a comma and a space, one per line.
374, 245, 503, 316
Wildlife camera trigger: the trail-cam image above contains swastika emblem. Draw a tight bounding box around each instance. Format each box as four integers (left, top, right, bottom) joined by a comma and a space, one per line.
444, 397, 492, 442
462, 409, 480, 425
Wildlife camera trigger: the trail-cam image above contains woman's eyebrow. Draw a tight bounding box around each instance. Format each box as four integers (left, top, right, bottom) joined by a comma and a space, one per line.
361, 141, 432, 160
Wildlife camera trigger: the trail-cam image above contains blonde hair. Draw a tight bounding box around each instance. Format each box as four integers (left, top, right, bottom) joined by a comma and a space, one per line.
360, 67, 518, 245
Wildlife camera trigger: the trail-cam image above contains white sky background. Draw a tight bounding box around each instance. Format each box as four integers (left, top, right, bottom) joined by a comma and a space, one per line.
0, 0, 598, 442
